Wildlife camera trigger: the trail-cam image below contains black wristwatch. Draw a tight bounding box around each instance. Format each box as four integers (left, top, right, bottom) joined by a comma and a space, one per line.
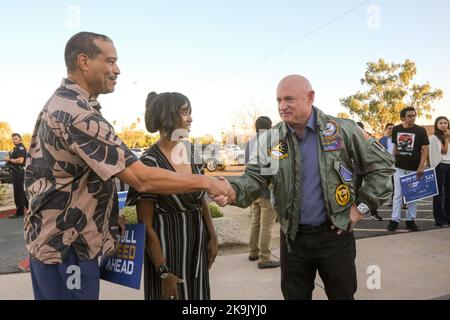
156, 264, 170, 279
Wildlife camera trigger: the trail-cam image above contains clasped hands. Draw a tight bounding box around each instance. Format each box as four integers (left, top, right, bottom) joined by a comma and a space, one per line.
207, 176, 236, 207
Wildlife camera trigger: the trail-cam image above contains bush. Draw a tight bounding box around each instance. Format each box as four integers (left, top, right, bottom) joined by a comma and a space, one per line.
209, 203, 224, 219
121, 203, 223, 223
122, 206, 138, 224
0, 184, 7, 206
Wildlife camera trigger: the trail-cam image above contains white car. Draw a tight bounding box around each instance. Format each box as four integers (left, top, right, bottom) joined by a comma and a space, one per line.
131, 148, 145, 158
225, 144, 246, 165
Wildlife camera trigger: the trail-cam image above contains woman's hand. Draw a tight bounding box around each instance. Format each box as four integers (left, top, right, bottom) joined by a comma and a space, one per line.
118, 214, 126, 236
207, 236, 219, 269
445, 129, 450, 139
162, 273, 184, 300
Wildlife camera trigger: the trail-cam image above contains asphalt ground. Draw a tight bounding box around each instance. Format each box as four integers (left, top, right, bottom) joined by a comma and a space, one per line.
0, 215, 28, 274
0, 166, 441, 274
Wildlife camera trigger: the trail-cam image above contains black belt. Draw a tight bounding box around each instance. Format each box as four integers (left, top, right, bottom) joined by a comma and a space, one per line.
297, 222, 330, 234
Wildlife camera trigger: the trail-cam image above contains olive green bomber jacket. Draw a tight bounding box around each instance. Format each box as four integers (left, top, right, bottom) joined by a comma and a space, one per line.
230, 107, 395, 244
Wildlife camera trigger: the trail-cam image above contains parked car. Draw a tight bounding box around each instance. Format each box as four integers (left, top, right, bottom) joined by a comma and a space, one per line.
0, 151, 12, 184
201, 144, 229, 172
225, 144, 246, 165
131, 148, 145, 158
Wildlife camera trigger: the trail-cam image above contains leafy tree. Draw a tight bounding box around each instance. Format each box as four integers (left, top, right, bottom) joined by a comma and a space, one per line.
230, 102, 274, 136
192, 135, 215, 145
144, 133, 159, 147
337, 112, 351, 119
22, 133, 32, 149
117, 126, 148, 148
340, 59, 443, 134
0, 122, 13, 151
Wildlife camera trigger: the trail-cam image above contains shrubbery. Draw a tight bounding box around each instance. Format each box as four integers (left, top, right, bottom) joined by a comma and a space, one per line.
120, 202, 224, 225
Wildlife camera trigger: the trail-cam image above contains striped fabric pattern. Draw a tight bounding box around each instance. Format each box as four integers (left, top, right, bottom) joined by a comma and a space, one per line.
127, 143, 210, 300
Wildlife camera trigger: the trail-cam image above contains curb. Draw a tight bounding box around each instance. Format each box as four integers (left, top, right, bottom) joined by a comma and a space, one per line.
0, 209, 16, 219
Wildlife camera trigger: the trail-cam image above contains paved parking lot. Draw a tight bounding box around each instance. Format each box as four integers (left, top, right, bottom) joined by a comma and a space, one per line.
0, 166, 442, 274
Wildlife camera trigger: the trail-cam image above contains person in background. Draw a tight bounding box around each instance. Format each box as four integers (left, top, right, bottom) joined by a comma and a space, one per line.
429, 116, 450, 227
214, 75, 394, 300
245, 116, 280, 269
379, 123, 395, 207
387, 107, 429, 232
126, 91, 218, 300
6, 133, 28, 219
379, 123, 395, 154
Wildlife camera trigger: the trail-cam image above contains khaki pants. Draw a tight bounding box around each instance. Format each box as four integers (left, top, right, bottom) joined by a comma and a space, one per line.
249, 197, 277, 263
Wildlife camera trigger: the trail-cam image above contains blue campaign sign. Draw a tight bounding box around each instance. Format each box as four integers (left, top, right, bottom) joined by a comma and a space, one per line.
118, 191, 128, 209
399, 168, 439, 204
100, 224, 145, 290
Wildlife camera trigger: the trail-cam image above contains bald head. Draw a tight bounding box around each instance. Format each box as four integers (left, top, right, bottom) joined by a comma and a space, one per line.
276, 74, 315, 130
277, 74, 313, 93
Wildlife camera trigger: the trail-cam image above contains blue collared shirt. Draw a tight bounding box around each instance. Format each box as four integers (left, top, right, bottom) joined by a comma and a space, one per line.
289, 110, 328, 226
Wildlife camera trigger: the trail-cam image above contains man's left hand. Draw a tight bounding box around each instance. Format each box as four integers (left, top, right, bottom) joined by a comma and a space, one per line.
417, 166, 425, 180
331, 203, 364, 235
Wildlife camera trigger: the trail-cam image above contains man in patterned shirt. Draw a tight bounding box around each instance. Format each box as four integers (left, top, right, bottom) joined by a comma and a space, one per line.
25, 32, 234, 300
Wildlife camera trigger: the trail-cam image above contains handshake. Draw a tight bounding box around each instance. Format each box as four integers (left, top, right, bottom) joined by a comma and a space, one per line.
206, 176, 237, 207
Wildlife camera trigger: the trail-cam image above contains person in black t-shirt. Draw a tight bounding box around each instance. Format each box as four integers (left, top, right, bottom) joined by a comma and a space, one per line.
6, 133, 28, 219
387, 107, 429, 232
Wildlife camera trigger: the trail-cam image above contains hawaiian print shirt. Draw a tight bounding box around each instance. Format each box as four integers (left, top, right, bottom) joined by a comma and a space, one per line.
24, 78, 138, 264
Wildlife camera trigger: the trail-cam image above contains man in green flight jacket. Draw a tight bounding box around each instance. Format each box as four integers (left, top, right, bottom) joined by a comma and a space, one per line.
214, 74, 394, 300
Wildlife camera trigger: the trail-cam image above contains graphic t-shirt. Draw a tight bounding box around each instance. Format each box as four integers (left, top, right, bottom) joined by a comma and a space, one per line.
392, 124, 429, 171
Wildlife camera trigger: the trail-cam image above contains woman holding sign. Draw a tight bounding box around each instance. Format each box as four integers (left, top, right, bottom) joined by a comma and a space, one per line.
127, 92, 218, 300
429, 116, 450, 227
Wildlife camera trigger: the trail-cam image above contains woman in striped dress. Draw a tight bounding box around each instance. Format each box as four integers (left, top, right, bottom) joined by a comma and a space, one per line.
126, 92, 218, 300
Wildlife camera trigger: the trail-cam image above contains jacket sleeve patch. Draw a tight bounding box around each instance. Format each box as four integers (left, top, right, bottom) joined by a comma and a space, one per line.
335, 184, 351, 207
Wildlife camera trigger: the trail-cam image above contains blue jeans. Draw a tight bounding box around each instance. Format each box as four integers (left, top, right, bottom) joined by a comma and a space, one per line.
30, 247, 100, 300
433, 163, 450, 225
391, 168, 417, 222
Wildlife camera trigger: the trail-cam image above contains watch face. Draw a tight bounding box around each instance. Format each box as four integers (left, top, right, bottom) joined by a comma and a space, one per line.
358, 203, 369, 214
160, 273, 169, 279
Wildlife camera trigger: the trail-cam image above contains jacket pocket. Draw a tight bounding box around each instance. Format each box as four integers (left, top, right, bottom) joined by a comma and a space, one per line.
269, 174, 288, 219
329, 160, 355, 213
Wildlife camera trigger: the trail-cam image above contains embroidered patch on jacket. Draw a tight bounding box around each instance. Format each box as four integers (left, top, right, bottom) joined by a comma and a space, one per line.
269, 140, 289, 160
339, 164, 353, 182
323, 138, 342, 152
322, 120, 339, 139
373, 141, 390, 155
358, 126, 371, 140
335, 184, 350, 207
